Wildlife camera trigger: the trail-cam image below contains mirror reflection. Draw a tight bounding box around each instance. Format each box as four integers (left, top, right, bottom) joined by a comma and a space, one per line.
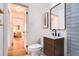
50, 3, 66, 30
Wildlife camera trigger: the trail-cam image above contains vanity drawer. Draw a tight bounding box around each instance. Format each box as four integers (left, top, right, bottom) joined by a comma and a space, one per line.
44, 44, 54, 56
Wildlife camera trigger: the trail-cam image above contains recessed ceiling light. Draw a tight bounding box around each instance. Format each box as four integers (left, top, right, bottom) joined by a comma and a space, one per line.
15, 6, 22, 12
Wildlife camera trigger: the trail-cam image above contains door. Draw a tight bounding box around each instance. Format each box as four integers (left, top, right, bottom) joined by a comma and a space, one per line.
8, 3, 28, 56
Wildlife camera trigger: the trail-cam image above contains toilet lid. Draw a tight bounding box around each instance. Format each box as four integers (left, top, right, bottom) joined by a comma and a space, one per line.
28, 44, 42, 49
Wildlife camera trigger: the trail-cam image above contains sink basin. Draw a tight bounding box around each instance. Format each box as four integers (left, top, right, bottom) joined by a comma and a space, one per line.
52, 36, 64, 39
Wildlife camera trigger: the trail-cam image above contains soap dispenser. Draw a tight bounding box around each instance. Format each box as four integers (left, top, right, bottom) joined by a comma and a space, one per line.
58, 33, 60, 37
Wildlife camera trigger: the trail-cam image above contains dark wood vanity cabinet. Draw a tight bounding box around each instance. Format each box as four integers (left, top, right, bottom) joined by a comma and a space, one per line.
43, 37, 64, 56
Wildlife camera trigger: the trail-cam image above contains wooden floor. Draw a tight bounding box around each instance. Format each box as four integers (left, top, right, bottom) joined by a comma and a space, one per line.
8, 38, 28, 56
8, 47, 28, 56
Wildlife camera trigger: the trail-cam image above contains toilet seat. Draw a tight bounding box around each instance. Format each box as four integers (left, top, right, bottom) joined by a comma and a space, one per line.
28, 44, 42, 49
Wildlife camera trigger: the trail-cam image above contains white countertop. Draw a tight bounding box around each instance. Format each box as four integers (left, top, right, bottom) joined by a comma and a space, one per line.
44, 35, 64, 39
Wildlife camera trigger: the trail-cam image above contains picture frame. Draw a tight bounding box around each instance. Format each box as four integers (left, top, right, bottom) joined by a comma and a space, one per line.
42, 12, 48, 29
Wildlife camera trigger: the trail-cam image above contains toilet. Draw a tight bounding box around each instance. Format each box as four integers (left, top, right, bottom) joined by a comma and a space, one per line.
28, 43, 42, 56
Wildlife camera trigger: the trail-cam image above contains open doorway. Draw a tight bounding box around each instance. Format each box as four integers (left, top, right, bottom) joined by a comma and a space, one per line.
8, 3, 28, 56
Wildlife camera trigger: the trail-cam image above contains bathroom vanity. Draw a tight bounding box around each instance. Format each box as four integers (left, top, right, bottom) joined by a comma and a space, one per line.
43, 37, 64, 56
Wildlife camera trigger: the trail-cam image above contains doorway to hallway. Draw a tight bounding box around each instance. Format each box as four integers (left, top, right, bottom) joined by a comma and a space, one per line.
8, 3, 28, 56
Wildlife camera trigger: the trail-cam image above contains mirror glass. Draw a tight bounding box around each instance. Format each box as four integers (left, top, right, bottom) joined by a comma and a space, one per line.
50, 3, 66, 30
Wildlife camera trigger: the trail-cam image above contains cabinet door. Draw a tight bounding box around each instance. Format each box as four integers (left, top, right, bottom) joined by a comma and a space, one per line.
44, 37, 52, 44
44, 44, 51, 56
54, 46, 64, 56
54, 39, 64, 56
44, 37, 54, 56
50, 46, 54, 56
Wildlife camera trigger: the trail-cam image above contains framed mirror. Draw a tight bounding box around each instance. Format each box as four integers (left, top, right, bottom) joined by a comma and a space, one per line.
50, 3, 66, 30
